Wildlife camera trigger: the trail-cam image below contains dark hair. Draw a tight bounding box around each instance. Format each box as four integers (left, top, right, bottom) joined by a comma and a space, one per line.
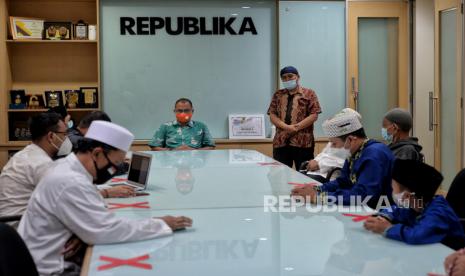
29, 113, 62, 141
76, 138, 117, 154
339, 128, 367, 140
78, 111, 112, 129
174, 98, 193, 108
47, 106, 68, 119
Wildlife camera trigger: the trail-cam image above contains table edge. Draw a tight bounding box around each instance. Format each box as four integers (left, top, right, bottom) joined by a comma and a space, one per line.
80, 245, 93, 276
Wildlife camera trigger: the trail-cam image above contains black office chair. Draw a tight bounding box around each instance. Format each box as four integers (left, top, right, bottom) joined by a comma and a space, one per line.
326, 167, 342, 181
446, 168, 465, 231
0, 222, 39, 276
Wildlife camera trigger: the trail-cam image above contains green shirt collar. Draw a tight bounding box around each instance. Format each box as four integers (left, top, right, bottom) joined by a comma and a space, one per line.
173, 120, 194, 127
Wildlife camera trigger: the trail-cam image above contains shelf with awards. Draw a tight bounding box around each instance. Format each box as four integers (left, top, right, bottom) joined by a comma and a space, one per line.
6, 40, 98, 44
8, 108, 100, 113
0, 0, 101, 168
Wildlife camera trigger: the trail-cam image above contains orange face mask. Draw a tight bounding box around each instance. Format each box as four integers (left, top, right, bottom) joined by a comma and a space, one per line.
176, 113, 192, 123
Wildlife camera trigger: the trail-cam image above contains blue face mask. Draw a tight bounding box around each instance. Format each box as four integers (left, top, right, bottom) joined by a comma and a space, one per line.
282, 79, 297, 90
381, 127, 393, 143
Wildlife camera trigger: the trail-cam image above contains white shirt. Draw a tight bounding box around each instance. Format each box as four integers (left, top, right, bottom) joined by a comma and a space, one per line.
0, 144, 52, 219
312, 143, 347, 175
18, 153, 172, 276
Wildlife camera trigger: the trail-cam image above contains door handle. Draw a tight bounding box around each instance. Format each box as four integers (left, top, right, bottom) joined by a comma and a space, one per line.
351, 77, 359, 111
429, 91, 438, 131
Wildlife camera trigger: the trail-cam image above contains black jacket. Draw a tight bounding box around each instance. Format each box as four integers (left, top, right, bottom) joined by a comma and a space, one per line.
67, 127, 83, 151
389, 137, 424, 161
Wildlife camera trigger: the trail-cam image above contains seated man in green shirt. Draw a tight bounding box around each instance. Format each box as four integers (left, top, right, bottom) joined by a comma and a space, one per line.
149, 98, 215, 151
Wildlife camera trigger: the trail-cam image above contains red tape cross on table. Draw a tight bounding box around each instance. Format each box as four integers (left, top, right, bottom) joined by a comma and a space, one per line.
257, 162, 281, 166
108, 201, 150, 210
98, 254, 152, 271
342, 213, 373, 222
111, 178, 127, 182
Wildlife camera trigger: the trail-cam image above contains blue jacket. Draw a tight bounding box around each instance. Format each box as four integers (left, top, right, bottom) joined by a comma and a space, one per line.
321, 140, 394, 208
381, 196, 465, 249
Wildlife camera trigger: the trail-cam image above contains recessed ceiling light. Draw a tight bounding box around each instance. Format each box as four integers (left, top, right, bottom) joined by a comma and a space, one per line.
284, 267, 294, 271
231, 13, 238, 16
242, 6, 251, 9
259, 237, 268, 241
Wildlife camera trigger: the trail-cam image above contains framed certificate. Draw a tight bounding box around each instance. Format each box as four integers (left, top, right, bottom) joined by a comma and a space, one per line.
9, 17, 44, 40
74, 20, 88, 40
228, 114, 266, 139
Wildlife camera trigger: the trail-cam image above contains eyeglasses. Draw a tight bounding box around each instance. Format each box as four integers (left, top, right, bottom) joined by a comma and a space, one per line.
174, 109, 193, 113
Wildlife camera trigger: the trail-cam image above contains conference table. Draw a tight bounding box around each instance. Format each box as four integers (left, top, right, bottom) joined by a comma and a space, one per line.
81, 149, 453, 276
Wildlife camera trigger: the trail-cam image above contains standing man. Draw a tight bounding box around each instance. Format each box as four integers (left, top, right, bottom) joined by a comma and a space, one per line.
149, 98, 215, 151
268, 66, 322, 169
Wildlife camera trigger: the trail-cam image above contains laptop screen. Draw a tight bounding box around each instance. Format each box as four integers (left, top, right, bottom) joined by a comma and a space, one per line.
127, 153, 152, 187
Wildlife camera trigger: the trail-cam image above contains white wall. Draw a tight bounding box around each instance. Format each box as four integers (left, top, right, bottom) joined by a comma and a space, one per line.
413, 0, 435, 165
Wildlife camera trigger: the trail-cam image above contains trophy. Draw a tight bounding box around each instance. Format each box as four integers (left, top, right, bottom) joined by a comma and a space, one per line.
28, 95, 40, 109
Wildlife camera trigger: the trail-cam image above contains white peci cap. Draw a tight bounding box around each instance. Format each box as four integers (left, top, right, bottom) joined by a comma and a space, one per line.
322, 112, 363, 138
339, 108, 362, 122
85, 121, 134, 152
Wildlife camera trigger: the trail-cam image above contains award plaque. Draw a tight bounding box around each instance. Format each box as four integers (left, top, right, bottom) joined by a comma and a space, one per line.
74, 20, 88, 40
43, 22, 72, 40
9, 90, 26, 109
9, 17, 44, 40
64, 90, 79, 108
80, 87, 98, 108
44, 91, 64, 108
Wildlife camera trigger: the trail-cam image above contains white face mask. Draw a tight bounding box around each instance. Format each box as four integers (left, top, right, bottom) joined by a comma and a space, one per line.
392, 191, 413, 208
51, 134, 73, 157
67, 120, 74, 129
282, 79, 297, 90
327, 146, 351, 160
340, 138, 352, 158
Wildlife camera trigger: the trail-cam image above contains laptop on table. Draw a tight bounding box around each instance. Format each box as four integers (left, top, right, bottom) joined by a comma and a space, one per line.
109, 152, 152, 191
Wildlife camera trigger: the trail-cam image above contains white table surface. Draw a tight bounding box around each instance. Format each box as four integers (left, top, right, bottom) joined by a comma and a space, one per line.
85, 150, 452, 276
